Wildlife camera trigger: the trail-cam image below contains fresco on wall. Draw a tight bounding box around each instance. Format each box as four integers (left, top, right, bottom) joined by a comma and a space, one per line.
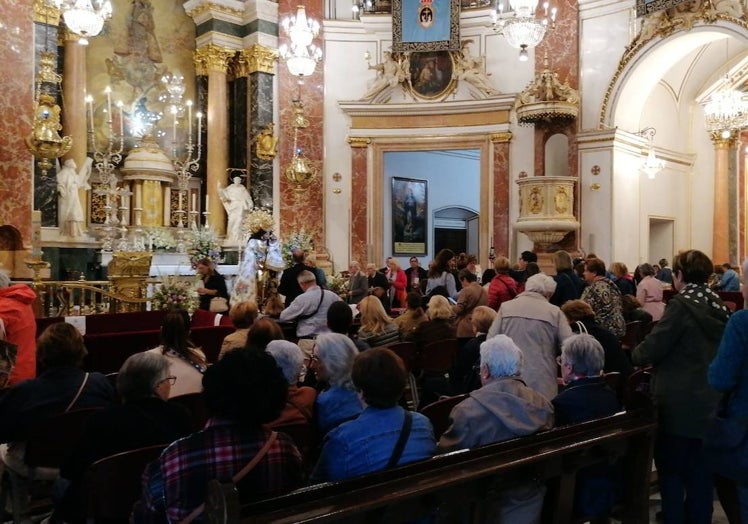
86, 0, 196, 150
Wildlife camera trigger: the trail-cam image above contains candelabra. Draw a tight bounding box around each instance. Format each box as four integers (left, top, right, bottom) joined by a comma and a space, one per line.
87, 86, 125, 252
170, 100, 203, 252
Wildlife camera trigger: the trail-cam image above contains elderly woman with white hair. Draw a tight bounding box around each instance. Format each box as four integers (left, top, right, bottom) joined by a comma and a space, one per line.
266, 340, 317, 427
487, 273, 573, 401
310, 333, 363, 435
438, 335, 554, 524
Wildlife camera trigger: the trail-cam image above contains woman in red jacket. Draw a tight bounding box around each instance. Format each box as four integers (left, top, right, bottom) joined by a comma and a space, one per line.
0, 274, 37, 386
487, 256, 518, 311
387, 259, 408, 308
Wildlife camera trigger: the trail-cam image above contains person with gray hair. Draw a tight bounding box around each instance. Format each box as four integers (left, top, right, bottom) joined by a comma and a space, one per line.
438, 334, 554, 523
311, 333, 363, 435
266, 340, 317, 427
54, 352, 192, 522
551, 334, 621, 520
279, 270, 342, 338
488, 273, 572, 401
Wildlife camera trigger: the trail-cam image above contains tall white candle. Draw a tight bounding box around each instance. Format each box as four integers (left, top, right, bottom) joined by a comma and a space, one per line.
179, 191, 183, 210
117, 101, 124, 138
104, 86, 112, 117
205, 194, 210, 211
192, 192, 197, 212
86, 96, 94, 132
186, 100, 192, 139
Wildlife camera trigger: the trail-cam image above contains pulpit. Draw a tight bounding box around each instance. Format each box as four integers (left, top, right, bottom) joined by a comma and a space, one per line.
107, 251, 153, 312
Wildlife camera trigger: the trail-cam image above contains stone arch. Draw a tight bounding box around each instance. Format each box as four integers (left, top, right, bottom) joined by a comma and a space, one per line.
0, 225, 24, 251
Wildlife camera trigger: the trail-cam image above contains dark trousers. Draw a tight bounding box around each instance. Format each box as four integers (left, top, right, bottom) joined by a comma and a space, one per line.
654, 432, 714, 524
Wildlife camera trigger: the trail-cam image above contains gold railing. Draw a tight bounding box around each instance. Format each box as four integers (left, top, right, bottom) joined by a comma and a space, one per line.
18, 278, 164, 318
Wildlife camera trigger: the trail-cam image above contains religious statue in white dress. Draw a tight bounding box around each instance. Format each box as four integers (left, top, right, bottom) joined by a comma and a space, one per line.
231, 208, 282, 307
57, 157, 93, 238
218, 177, 253, 244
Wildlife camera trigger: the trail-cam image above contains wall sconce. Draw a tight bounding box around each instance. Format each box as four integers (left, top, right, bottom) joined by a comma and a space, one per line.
639, 127, 665, 179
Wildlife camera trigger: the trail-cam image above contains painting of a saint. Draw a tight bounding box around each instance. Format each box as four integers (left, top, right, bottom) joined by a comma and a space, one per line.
392, 178, 427, 255
409, 51, 454, 99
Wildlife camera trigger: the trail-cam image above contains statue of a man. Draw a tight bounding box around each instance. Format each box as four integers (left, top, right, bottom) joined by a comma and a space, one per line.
218, 177, 254, 243
57, 157, 93, 238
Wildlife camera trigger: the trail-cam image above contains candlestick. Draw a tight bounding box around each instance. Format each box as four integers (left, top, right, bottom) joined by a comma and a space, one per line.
117, 101, 124, 139
86, 96, 94, 133
104, 86, 112, 117
192, 193, 196, 212
205, 194, 210, 211
186, 100, 192, 139
179, 191, 183, 210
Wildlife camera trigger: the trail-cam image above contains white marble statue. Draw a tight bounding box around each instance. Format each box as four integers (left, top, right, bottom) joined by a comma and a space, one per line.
218, 176, 253, 243
361, 52, 407, 103
456, 40, 500, 98
56, 157, 93, 238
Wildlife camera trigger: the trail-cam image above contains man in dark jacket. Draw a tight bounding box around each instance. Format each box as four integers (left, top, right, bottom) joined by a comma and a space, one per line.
278, 246, 315, 307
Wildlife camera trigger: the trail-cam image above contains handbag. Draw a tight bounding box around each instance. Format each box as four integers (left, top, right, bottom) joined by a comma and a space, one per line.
209, 296, 229, 313
703, 393, 748, 483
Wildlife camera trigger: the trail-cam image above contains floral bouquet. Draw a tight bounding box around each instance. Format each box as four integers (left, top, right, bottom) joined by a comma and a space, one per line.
326, 274, 350, 297
151, 276, 199, 312
187, 227, 223, 269
281, 229, 314, 265
143, 227, 177, 251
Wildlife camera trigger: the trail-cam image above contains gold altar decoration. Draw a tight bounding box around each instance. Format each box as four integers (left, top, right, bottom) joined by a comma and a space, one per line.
515, 176, 579, 246
120, 136, 176, 227
514, 54, 579, 126
25, 52, 73, 176
255, 123, 279, 161
107, 251, 153, 312
284, 101, 318, 192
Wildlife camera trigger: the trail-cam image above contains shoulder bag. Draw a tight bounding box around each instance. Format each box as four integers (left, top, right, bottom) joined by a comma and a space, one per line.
386, 410, 413, 469
209, 296, 229, 313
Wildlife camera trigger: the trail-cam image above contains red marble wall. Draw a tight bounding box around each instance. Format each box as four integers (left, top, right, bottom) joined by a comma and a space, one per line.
493, 140, 510, 256
350, 145, 368, 265
0, 0, 35, 244
277, 0, 325, 249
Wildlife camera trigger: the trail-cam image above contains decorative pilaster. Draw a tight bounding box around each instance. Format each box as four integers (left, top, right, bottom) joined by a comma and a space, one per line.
711, 130, 740, 266
490, 132, 512, 256
244, 45, 279, 210
348, 136, 371, 265
194, 44, 236, 235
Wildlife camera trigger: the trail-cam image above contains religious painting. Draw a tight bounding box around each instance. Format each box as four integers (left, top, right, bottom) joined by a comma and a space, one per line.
392, 177, 427, 255
392, 0, 460, 52
408, 51, 456, 100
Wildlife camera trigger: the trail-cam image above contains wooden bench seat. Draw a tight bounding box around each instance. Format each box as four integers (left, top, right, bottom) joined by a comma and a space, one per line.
208, 408, 656, 524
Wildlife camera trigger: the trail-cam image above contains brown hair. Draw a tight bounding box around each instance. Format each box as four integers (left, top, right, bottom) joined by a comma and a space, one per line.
37, 322, 87, 368
493, 256, 511, 274
197, 258, 216, 276
352, 348, 406, 408
471, 305, 497, 333
561, 299, 595, 322
672, 250, 713, 284
229, 301, 259, 329
246, 317, 284, 350
585, 258, 607, 277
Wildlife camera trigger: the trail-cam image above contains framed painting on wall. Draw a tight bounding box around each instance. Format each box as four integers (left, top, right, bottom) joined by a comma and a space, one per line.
408, 50, 456, 99
392, 177, 427, 255
392, 0, 460, 52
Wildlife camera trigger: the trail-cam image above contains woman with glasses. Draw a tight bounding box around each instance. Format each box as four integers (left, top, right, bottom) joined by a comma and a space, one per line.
311, 333, 363, 436
54, 352, 192, 522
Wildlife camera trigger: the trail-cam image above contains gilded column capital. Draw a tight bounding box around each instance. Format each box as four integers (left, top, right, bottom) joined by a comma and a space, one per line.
194, 44, 236, 76
235, 45, 278, 77
710, 130, 740, 149
347, 137, 371, 148
33, 0, 60, 24
490, 132, 513, 144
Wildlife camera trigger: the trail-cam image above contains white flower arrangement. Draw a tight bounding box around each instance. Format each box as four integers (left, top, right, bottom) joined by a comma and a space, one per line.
143, 227, 177, 251
326, 274, 350, 296
187, 227, 224, 269
151, 275, 199, 312
282, 229, 314, 265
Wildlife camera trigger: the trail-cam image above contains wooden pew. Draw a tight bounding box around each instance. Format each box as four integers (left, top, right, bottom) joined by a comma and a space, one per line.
209, 408, 656, 524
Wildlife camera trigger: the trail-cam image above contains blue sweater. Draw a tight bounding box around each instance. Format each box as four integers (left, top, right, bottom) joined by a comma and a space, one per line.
709, 309, 748, 417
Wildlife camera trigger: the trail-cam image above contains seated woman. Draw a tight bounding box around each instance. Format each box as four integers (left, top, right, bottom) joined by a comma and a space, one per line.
450, 305, 497, 394
312, 348, 436, 482
245, 317, 285, 351
312, 333, 363, 436
146, 309, 207, 398
357, 296, 400, 348
196, 258, 229, 312
54, 352, 192, 523
413, 295, 456, 350
266, 340, 317, 427
452, 269, 488, 344
139, 350, 303, 523
394, 292, 428, 341
0, 323, 114, 518
553, 334, 622, 521
560, 300, 633, 377
219, 300, 259, 359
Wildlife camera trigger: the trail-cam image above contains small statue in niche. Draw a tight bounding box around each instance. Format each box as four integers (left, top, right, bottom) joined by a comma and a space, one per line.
255, 123, 278, 161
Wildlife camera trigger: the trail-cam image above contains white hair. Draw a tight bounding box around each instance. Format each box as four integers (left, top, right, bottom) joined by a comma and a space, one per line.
561, 334, 605, 377
524, 273, 556, 297
266, 340, 305, 385
315, 333, 358, 389
480, 335, 523, 378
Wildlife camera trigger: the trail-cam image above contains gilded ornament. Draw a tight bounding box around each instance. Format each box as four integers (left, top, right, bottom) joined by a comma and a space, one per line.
489, 132, 513, 143
515, 54, 579, 126
33, 0, 60, 25
710, 130, 740, 148
528, 187, 544, 214
185, 2, 243, 20
242, 45, 278, 75
255, 124, 279, 161
347, 137, 372, 148
554, 187, 570, 214
194, 44, 236, 75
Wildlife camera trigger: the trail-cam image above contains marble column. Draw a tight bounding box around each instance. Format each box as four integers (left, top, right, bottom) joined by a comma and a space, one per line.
194, 44, 236, 235
711, 130, 739, 266
348, 137, 370, 265
490, 132, 512, 257
242, 45, 278, 210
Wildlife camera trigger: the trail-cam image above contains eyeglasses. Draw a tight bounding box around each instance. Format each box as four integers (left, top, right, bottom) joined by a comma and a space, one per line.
160, 376, 177, 386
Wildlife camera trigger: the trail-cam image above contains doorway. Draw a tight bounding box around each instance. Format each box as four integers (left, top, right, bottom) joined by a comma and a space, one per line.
649, 217, 674, 266
434, 206, 479, 254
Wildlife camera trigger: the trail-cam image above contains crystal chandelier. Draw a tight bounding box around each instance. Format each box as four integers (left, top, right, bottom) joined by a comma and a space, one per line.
639, 127, 666, 180
704, 40, 748, 138
279, 5, 323, 77
47, 0, 112, 45
493, 0, 556, 61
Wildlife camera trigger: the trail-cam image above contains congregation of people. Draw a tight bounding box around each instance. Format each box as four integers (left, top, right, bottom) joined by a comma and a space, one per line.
0, 247, 747, 523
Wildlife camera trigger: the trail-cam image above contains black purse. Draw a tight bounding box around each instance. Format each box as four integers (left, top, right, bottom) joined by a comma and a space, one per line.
704, 393, 748, 483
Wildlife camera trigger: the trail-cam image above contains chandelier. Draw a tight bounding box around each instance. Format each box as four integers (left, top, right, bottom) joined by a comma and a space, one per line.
279, 5, 323, 78
47, 0, 112, 45
704, 40, 748, 138
639, 127, 666, 180
493, 0, 556, 61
